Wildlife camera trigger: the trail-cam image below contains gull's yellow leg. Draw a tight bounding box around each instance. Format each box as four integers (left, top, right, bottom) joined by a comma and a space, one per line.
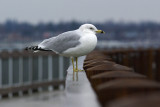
75, 57, 84, 72
71, 57, 75, 81
75, 57, 78, 71
75, 57, 79, 81
71, 57, 75, 72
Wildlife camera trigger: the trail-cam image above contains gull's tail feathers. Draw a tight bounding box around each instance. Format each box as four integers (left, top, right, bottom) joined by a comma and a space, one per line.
25, 46, 52, 52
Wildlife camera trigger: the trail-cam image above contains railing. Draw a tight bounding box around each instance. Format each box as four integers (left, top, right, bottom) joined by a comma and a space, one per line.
103, 48, 160, 81
0, 50, 70, 98
84, 50, 160, 107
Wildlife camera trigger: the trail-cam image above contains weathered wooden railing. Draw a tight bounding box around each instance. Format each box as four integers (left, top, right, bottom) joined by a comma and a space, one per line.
103, 49, 160, 81
84, 50, 160, 107
0, 50, 69, 98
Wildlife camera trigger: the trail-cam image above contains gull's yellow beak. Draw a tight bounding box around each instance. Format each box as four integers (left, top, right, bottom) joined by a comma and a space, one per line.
96, 30, 105, 34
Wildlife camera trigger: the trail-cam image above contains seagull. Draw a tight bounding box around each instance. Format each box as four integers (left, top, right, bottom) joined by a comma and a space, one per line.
26, 24, 105, 72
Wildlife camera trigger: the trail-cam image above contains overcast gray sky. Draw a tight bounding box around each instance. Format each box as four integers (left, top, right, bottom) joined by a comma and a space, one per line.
0, 0, 160, 24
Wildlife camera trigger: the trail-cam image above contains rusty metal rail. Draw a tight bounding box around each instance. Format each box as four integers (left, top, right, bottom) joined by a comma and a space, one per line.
84, 50, 160, 107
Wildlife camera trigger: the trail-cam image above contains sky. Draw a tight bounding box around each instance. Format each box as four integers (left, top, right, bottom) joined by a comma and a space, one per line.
0, 0, 160, 24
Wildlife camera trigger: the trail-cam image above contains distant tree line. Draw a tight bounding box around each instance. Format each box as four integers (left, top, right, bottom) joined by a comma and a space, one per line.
0, 20, 160, 41
0, 20, 82, 37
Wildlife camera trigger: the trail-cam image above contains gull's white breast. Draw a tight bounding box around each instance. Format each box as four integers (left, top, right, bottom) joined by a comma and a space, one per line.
61, 33, 97, 57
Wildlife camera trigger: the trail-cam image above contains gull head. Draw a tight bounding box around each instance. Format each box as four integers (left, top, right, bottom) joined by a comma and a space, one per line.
79, 24, 105, 34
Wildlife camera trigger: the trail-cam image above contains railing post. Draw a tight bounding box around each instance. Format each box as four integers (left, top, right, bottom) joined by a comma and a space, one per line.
8, 57, 13, 98
28, 56, 33, 95
18, 57, 23, 96
19, 57, 23, 85
48, 55, 53, 91
38, 56, 43, 82
59, 56, 64, 90
59, 56, 64, 80
155, 49, 160, 81
122, 51, 130, 66
48, 55, 53, 81
147, 49, 153, 79
38, 55, 43, 92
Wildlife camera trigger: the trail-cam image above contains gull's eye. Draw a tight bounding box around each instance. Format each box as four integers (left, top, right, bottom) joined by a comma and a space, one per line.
89, 27, 94, 30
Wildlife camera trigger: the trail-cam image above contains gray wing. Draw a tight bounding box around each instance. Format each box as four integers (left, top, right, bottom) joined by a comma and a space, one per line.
38, 31, 81, 53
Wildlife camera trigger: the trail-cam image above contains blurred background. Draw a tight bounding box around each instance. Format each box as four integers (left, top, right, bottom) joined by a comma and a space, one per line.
0, 0, 160, 106
0, 0, 160, 50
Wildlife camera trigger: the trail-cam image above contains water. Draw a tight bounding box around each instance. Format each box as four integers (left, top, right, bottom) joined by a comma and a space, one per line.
97, 40, 160, 49
0, 40, 159, 51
